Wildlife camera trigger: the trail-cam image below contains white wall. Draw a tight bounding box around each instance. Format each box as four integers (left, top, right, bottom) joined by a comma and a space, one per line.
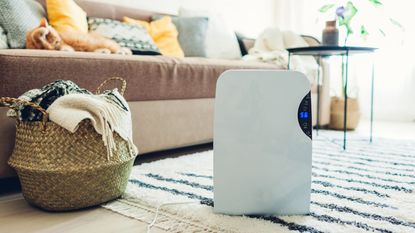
96, 0, 276, 37
274, 0, 323, 38
273, 0, 415, 122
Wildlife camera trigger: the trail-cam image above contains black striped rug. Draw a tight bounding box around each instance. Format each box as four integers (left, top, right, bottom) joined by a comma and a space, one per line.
103, 131, 415, 233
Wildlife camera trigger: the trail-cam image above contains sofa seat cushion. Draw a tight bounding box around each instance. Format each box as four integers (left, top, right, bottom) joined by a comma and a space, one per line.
0, 49, 280, 101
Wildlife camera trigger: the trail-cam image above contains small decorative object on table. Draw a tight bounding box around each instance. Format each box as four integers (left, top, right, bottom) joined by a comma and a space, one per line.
319, 1, 403, 45
322, 20, 339, 45
0, 77, 137, 211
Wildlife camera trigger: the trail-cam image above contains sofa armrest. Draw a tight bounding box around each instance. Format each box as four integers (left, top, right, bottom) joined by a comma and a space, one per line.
235, 32, 254, 56
316, 58, 331, 126
301, 35, 320, 46
236, 34, 321, 55
236, 33, 330, 125
241, 38, 255, 52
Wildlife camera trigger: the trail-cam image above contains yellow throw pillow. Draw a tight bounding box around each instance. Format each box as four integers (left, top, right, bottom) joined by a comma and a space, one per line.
124, 16, 184, 57
46, 0, 88, 33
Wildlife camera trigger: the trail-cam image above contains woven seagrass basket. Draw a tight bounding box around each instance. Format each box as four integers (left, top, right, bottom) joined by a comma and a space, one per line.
0, 77, 136, 211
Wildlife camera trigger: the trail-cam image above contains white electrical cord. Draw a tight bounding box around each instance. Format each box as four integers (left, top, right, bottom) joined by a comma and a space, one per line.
146, 201, 199, 233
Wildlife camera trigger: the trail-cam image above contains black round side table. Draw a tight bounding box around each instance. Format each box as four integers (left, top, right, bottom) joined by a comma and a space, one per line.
287, 46, 378, 150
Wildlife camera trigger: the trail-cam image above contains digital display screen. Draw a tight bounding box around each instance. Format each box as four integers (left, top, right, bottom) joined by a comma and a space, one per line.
299, 111, 309, 119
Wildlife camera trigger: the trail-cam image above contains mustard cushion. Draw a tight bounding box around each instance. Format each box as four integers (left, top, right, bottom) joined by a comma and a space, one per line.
46, 0, 88, 33
124, 16, 184, 57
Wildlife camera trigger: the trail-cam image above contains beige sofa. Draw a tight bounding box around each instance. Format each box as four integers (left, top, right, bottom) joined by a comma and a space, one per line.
0, 0, 330, 178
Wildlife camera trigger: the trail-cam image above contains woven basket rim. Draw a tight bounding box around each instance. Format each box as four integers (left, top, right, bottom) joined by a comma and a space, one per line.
9, 156, 136, 173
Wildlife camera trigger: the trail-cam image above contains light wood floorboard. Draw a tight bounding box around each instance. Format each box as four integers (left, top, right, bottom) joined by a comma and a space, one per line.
0, 197, 167, 233
0, 143, 213, 233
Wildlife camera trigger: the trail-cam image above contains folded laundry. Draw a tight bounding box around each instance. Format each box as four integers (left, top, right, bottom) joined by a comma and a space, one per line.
47, 90, 138, 158
7, 80, 91, 121
6, 79, 138, 158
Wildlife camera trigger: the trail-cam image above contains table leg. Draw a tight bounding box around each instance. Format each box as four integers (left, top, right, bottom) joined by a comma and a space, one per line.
370, 57, 375, 143
343, 51, 349, 150
316, 59, 321, 135
288, 53, 291, 70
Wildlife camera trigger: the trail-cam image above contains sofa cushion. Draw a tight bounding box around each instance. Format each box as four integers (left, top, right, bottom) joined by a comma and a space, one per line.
88, 17, 160, 55
152, 15, 209, 57
172, 17, 209, 57
124, 16, 184, 57
0, 26, 8, 49
179, 8, 242, 60
0, 49, 280, 101
0, 0, 45, 48
46, 0, 88, 33
36, 0, 164, 22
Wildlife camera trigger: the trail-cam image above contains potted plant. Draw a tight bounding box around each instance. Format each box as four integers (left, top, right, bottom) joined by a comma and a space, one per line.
319, 0, 403, 130
319, 0, 403, 45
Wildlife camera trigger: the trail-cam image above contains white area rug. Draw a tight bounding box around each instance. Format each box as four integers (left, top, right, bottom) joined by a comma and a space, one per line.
103, 131, 415, 233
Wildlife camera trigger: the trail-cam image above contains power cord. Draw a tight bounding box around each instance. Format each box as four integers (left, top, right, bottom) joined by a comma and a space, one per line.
146, 201, 199, 233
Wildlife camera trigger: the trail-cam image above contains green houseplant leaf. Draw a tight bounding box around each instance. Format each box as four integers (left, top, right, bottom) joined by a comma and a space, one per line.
360, 25, 369, 37
368, 0, 382, 6
338, 1, 358, 35
389, 18, 404, 30
318, 0, 403, 44
319, 4, 335, 13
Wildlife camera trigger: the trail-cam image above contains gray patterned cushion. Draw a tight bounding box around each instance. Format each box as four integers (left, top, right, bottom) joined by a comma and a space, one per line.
0, 26, 8, 49
153, 16, 209, 57
88, 17, 161, 55
0, 0, 45, 48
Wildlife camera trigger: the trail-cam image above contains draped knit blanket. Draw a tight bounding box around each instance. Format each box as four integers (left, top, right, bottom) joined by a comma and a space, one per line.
47, 91, 138, 159
103, 131, 415, 233
242, 27, 318, 82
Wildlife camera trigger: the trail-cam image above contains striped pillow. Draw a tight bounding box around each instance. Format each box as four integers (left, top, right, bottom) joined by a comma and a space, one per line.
88, 17, 161, 56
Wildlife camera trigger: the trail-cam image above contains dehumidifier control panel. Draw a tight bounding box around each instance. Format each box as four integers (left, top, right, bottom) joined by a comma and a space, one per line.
298, 91, 312, 139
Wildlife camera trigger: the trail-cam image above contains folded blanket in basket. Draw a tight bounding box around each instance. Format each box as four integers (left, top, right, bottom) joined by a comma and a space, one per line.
7, 80, 91, 121
47, 90, 138, 159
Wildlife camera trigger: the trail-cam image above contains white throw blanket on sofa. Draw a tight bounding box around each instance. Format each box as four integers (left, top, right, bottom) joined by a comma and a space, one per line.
47, 91, 138, 159
243, 28, 318, 81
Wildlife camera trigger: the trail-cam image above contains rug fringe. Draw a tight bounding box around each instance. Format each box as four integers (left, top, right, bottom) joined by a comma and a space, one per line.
103, 199, 224, 233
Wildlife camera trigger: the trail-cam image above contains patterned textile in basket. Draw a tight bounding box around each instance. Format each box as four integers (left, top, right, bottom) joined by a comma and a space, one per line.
0, 77, 137, 211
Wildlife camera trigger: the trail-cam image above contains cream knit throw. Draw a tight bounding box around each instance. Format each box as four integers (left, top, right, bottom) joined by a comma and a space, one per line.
243, 27, 317, 82
47, 91, 138, 159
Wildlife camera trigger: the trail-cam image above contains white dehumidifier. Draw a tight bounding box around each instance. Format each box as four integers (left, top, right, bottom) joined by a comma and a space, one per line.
213, 70, 312, 215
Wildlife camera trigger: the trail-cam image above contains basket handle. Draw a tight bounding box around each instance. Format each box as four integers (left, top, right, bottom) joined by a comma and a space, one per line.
96, 77, 127, 96
0, 97, 48, 128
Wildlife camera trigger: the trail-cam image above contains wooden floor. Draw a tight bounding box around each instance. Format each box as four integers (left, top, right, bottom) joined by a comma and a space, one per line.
0, 195, 167, 233
0, 143, 213, 233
